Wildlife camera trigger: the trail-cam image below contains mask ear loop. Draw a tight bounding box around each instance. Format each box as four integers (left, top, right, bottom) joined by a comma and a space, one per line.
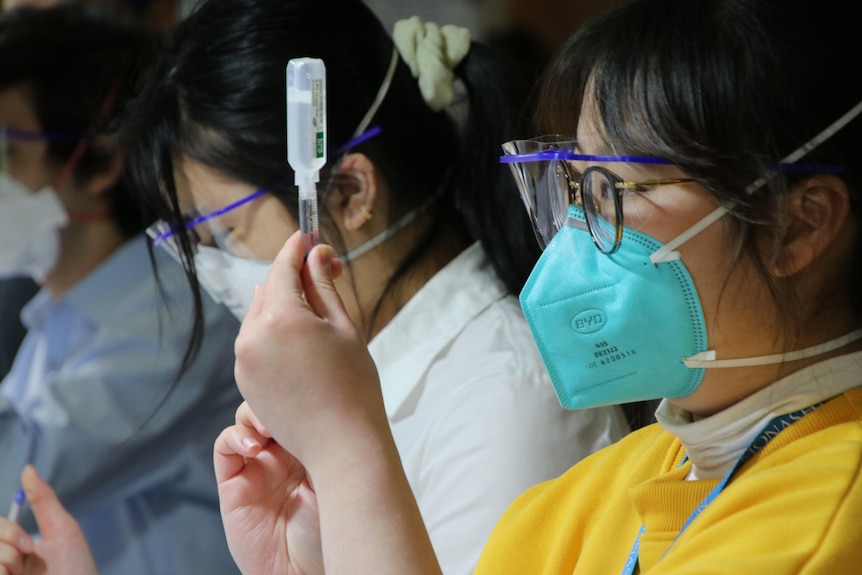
321, 48, 399, 259
674, 98, 862, 366
51, 54, 130, 223
651, 98, 862, 265
353, 48, 399, 140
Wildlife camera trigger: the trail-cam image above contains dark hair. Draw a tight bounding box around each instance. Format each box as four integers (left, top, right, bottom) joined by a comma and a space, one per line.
121, 0, 538, 343
0, 4, 155, 238
537, 0, 862, 338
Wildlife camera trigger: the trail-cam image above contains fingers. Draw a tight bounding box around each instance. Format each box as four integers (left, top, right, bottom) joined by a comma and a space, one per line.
0, 517, 32, 575
214, 402, 276, 481
301, 244, 353, 330
235, 402, 271, 438
214, 426, 265, 482
20, 466, 79, 541
0, 540, 26, 575
246, 231, 305, 320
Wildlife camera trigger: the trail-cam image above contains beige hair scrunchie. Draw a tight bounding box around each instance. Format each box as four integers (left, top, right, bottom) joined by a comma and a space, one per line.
392, 16, 471, 112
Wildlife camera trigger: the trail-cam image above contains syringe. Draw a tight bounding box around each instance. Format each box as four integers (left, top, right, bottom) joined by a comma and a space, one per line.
287, 58, 327, 255
6, 487, 24, 523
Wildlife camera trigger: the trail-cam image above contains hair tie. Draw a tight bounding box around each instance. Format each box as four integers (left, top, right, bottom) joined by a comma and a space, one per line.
392, 16, 470, 112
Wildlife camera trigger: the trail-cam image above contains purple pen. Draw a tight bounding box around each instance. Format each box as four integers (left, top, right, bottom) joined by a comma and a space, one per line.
6, 488, 24, 523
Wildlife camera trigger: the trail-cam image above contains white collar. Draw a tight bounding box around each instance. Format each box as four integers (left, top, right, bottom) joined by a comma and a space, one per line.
368, 242, 507, 418
656, 351, 862, 479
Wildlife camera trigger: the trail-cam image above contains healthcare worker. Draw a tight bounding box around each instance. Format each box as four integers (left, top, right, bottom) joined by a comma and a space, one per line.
4, 0, 859, 573
0, 6, 242, 575
124, 0, 626, 572
217, 0, 858, 573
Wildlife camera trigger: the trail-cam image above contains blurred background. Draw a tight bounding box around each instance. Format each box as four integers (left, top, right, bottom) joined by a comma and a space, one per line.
1, 0, 620, 62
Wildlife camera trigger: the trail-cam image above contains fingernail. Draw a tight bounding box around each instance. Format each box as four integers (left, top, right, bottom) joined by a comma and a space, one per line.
242, 437, 259, 451
254, 284, 262, 294
19, 534, 33, 552
317, 247, 333, 274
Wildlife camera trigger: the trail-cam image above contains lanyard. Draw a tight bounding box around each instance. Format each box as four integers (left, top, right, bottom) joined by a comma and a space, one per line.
620, 399, 831, 575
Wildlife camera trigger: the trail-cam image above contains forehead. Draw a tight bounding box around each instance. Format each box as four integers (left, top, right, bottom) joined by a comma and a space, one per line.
174, 156, 255, 211
575, 91, 612, 156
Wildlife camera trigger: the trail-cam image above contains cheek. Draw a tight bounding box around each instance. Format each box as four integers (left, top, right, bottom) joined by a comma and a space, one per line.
7, 144, 54, 191
679, 222, 774, 346
626, 185, 719, 244
255, 204, 298, 260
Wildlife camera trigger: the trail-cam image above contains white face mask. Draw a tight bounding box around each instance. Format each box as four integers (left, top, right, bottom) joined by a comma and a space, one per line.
0, 173, 68, 282
193, 245, 272, 321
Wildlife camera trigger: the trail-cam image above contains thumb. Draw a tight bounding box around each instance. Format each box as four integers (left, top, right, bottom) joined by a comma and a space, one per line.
301, 244, 352, 328
21, 465, 80, 539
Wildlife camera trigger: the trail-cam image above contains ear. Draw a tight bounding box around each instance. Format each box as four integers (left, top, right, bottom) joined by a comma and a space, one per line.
771, 175, 851, 277
328, 153, 378, 232
81, 139, 125, 199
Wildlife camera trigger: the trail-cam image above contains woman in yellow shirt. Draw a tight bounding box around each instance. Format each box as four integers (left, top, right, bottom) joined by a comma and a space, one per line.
1, 0, 860, 574
220, 0, 862, 573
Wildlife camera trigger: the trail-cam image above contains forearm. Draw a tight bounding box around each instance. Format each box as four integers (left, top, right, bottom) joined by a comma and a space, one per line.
311, 423, 442, 575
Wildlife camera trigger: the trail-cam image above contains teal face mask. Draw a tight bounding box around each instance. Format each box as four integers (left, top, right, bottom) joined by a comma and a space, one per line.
519, 205, 708, 410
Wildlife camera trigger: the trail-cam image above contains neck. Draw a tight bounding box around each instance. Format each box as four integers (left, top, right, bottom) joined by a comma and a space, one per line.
336, 214, 470, 341
43, 219, 126, 298
670, 330, 862, 418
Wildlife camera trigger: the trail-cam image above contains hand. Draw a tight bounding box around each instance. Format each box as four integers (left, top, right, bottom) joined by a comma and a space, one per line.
214, 402, 323, 575
232, 233, 442, 575
0, 466, 98, 575
233, 233, 389, 468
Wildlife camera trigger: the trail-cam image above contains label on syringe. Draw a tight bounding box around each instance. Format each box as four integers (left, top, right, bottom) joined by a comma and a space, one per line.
311, 78, 325, 159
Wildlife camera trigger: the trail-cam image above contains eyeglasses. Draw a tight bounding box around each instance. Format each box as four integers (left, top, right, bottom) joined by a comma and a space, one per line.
148, 125, 383, 256
501, 135, 696, 253
501, 135, 846, 254
148, 187, 268, 249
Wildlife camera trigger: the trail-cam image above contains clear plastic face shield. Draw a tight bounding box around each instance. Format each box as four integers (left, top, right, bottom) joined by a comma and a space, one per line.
501, 135, 846, 257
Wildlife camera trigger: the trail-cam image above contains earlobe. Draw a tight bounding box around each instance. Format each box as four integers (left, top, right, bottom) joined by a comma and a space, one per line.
332, 153, 379, 232
771, 175, 850, 277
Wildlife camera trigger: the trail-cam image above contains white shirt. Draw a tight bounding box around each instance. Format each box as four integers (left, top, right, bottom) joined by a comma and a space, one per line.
369, 243, 629, 575
656, 350, 862, 480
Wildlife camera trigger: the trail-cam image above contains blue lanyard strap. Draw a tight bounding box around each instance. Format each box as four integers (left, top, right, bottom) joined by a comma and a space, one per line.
620, 398, 833, 575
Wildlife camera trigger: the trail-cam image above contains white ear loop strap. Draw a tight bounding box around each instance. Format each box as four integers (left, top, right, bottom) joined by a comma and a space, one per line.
338, 196, 432, 263
649, 205, 728, 264
652, 98, 862, 265
675, 98, 862, 366
684, 328, 862, 368
353, 48, 398, 139
745, 99, 862, 195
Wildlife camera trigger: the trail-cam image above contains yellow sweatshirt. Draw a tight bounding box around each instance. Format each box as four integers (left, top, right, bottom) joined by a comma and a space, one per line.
475, 387, 862, 574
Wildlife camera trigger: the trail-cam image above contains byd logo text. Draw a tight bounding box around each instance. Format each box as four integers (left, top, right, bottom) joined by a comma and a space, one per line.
572, 309, 606, 334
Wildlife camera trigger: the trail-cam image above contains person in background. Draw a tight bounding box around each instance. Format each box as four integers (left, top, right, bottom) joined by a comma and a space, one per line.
0, 6, 241, 575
